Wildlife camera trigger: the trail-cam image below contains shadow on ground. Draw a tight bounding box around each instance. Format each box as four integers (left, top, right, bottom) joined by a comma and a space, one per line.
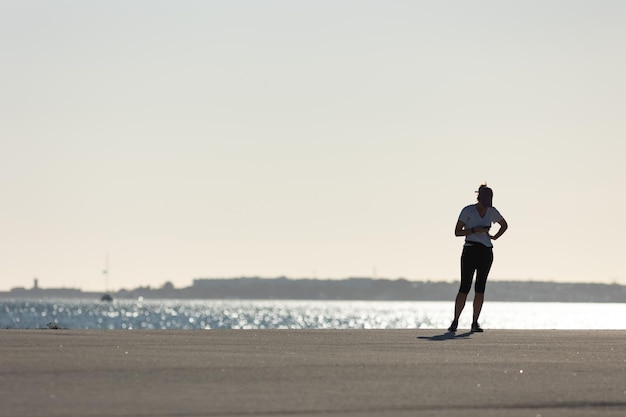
417, 331, 473, 341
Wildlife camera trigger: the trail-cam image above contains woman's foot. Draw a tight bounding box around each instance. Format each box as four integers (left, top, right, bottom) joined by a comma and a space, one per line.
447, 320, 458, 332
471, 322, 483, 332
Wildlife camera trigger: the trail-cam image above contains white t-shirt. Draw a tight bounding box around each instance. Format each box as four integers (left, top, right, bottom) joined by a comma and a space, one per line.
458, 204, 504, 248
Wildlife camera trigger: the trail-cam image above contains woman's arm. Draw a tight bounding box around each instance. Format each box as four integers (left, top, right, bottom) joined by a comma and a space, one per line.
455, 220, 474, 237
456, 220, 491, 237
490, 218, 508, 240
455, 220, 467, 236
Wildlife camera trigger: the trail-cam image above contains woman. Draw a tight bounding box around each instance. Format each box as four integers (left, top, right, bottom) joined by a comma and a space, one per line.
448, 184, 508, 333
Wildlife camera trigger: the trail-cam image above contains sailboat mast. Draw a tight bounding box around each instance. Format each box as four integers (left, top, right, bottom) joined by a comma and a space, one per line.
103, 252, 109, 292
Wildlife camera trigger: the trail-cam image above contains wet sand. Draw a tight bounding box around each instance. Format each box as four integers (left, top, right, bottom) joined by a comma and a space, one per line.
1, 329, 625, 416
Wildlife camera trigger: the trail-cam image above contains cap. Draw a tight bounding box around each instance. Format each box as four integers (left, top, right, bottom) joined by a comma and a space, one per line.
477, 186, 493, 207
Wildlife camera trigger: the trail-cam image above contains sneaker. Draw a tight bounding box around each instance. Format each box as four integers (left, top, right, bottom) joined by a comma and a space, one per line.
471, 322, 484, 332
447, 320, 458, 332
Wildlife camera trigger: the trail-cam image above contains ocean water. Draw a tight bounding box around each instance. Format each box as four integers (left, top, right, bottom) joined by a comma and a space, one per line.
1, 299, 625, 330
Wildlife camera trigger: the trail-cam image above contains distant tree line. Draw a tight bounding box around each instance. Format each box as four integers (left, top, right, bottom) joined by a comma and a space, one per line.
5, 277, 625, 302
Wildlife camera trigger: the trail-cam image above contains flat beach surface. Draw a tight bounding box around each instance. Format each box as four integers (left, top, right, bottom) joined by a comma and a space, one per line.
1, 330, 625, 417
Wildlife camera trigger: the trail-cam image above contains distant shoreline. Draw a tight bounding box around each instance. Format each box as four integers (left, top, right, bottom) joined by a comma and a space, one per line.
2, 277, 626, 303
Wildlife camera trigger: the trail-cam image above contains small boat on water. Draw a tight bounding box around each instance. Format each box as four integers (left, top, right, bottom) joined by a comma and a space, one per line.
101, 252, 113, 302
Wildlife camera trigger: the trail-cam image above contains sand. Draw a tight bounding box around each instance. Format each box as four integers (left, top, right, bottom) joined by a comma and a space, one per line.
1, 329, 625, 416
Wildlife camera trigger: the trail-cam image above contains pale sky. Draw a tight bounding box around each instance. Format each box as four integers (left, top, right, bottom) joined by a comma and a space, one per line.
1, 1, 625, 292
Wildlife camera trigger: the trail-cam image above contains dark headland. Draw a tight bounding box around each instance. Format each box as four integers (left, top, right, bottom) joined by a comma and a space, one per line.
3, 277, 626, 302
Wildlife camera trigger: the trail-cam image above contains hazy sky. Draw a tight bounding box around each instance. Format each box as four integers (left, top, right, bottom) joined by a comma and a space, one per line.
2, 1, 625, 291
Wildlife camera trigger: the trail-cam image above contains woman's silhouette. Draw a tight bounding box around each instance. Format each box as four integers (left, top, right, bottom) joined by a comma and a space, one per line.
448, 184, 508, 332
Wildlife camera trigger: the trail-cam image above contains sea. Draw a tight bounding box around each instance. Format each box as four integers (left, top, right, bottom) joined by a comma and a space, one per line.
2, 299, 626, 330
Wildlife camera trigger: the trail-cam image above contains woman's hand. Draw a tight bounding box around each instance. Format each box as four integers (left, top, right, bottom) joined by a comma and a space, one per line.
489, 219, 508, 240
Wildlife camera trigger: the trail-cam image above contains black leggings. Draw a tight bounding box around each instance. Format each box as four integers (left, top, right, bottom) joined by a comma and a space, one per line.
459, 245, 493, 294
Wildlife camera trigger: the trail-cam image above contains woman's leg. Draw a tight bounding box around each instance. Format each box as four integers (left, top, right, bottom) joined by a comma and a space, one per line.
450, 247, 476, 329
453, 291, 468, 322
472, 292, 484, 323
472, 248, 494, 325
